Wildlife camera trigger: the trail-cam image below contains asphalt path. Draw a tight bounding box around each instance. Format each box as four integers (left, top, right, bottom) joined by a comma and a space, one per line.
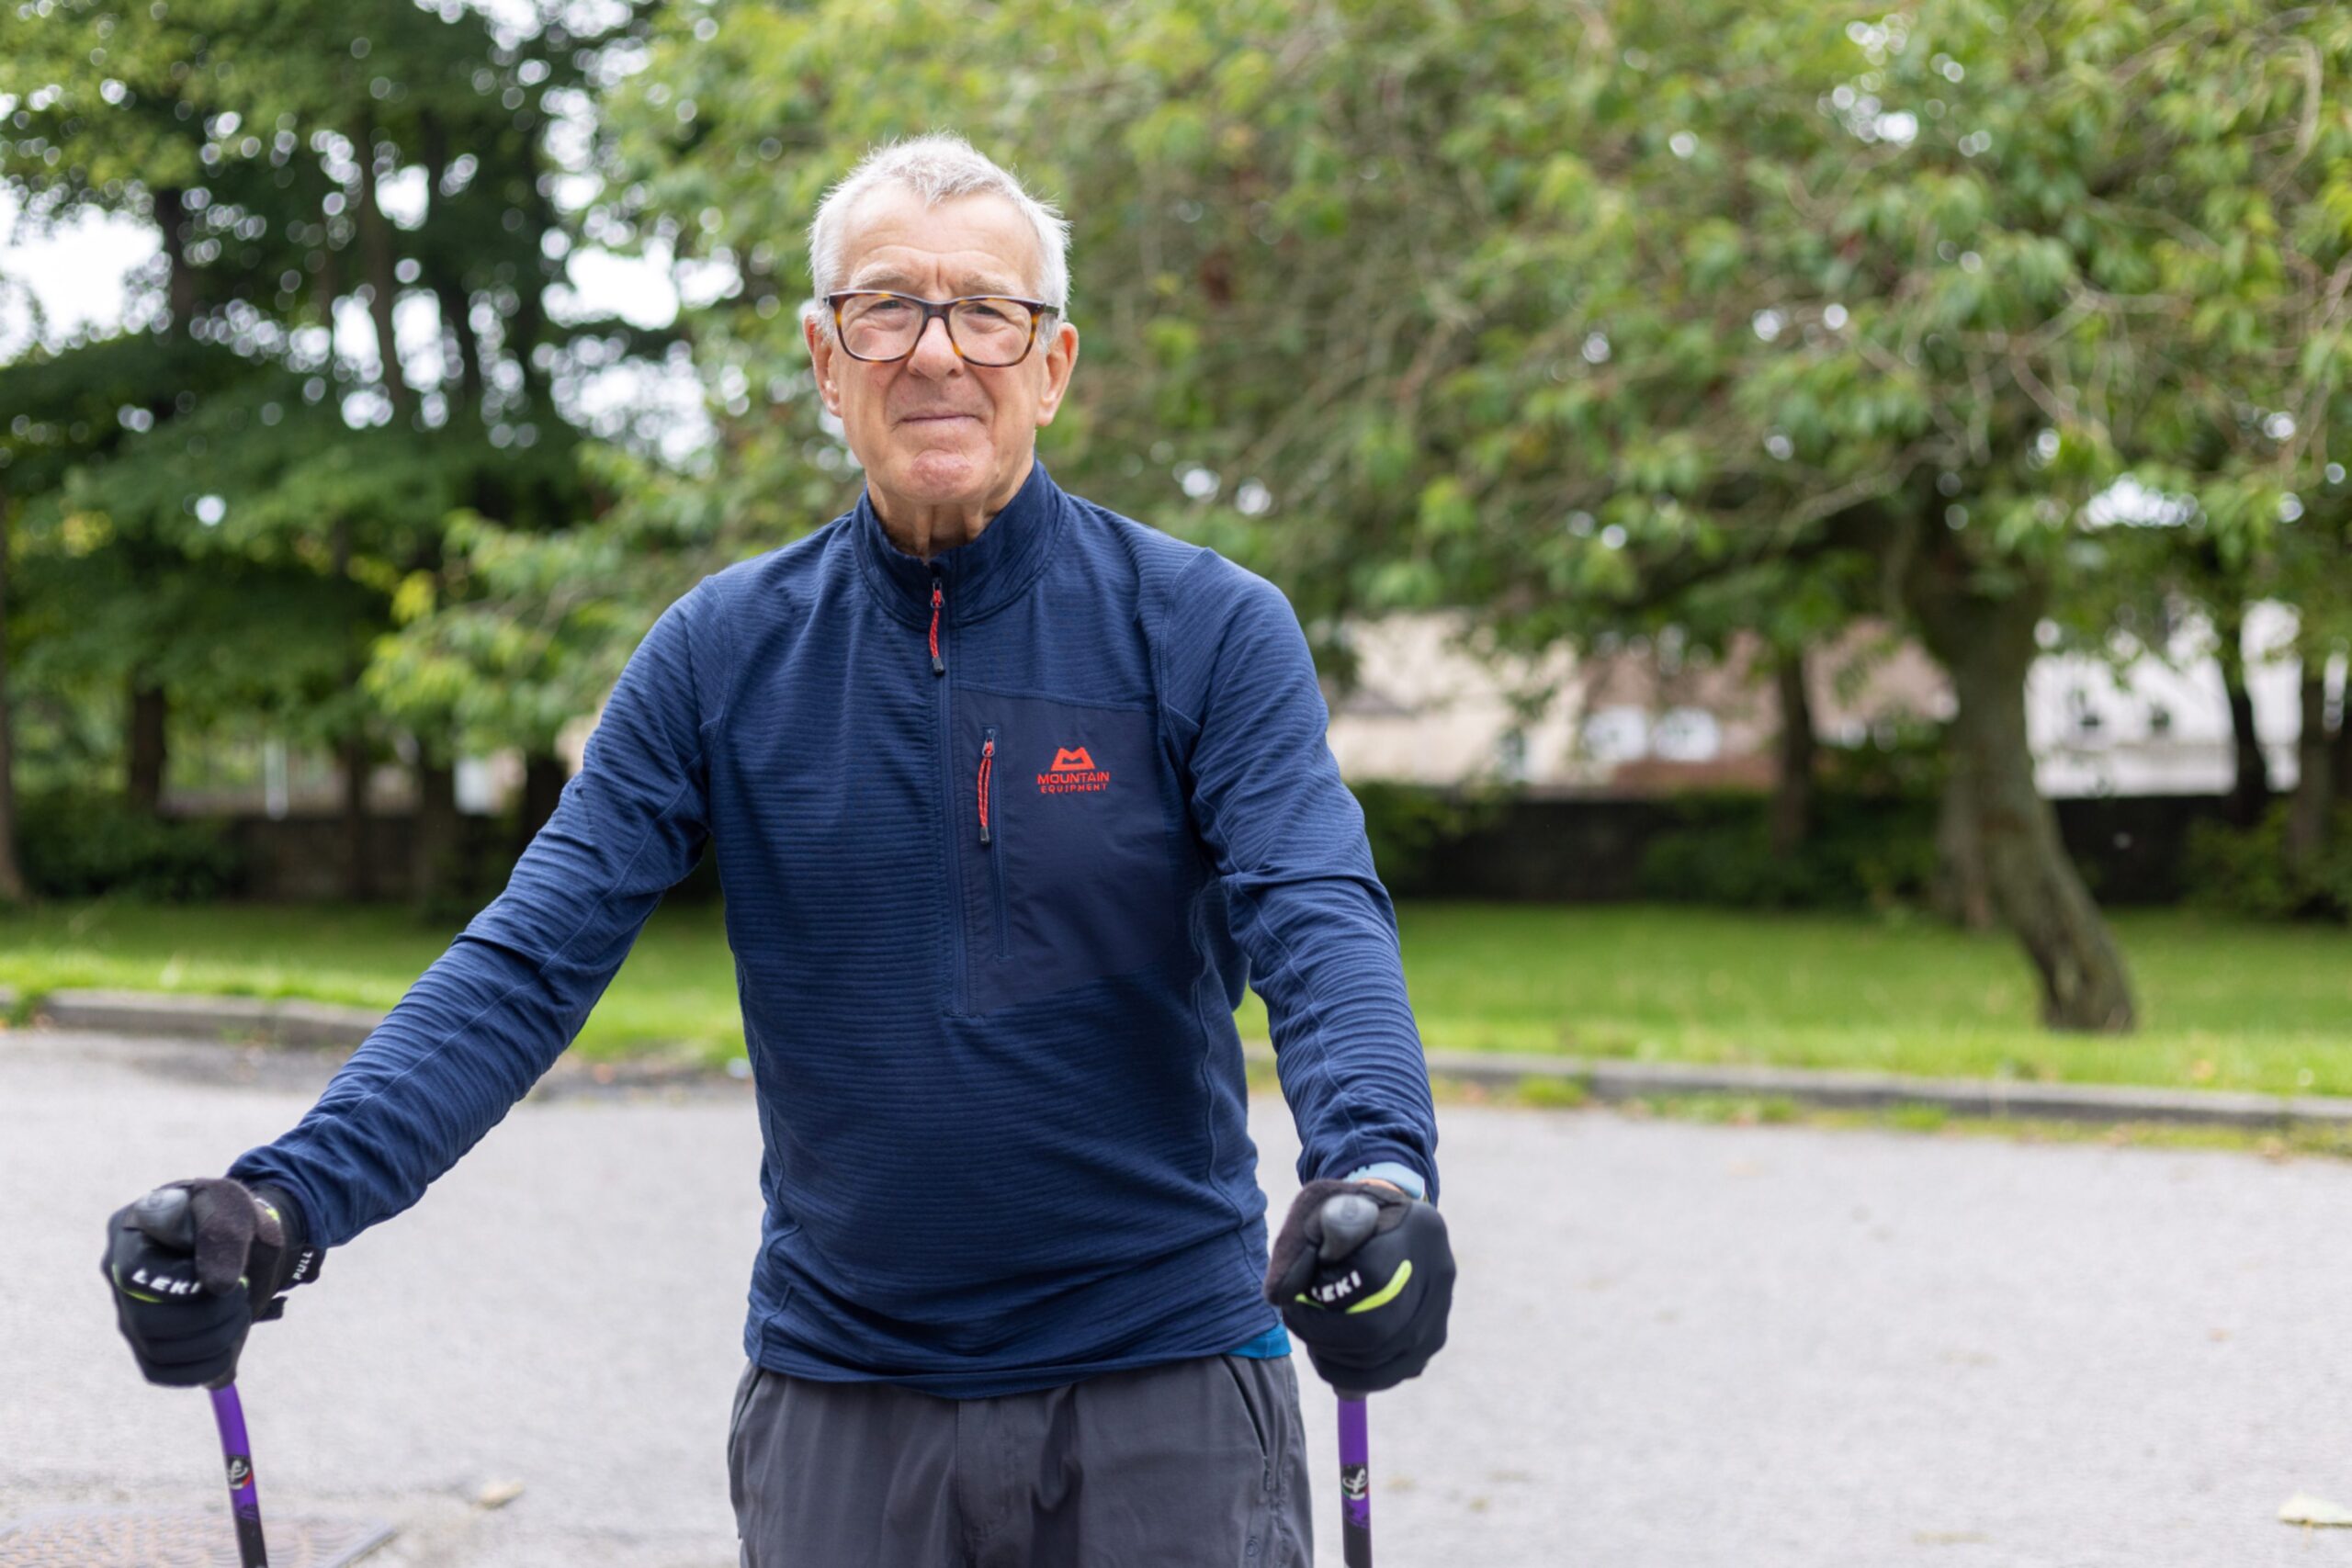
2, 1025, 2347, 1566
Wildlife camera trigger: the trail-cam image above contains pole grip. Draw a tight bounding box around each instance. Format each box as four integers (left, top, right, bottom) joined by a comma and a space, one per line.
1317, 1192, 1380, 1262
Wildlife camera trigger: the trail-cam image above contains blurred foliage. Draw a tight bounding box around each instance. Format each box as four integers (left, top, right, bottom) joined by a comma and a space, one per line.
1636, 791, 1940, 909
582, 0, 2352, 621
3, 0, 2349, 974
585, 0, 2352, 1022
1349, 778, 1506, 890
14, 0, 2346, 730
2184, 803, 2352, 921
0, 0, 664, 795
17, 787, 241, 897
593, 0, 2350, 671
1815, 712, 1951, 797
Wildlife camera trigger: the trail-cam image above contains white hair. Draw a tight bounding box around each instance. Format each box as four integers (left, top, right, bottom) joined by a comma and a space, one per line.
806, 134, 1072, 322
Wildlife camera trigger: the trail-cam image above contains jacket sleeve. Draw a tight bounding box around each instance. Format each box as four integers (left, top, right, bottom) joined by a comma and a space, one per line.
228, 584, 728, 1245
1159, 552, 1440, 1200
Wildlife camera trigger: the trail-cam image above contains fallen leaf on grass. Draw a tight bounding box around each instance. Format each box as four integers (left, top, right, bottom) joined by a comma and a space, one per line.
2279, 1494, 2352, 1527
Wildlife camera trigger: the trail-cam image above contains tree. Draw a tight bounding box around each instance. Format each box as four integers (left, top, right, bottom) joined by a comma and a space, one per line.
0, 476, 25, 901
3, 0, 665, 901
2280, 512, 2352, 863
1052, 0, 2339, 1031
557, 0, 2346, 1030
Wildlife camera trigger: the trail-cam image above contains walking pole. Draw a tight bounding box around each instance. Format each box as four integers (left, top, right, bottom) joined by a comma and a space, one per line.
206, 1377, 270, 1568
131, 1186, 272, 1567
1317, 1192, 1383, 1568
1336, 1390, 1373, 1567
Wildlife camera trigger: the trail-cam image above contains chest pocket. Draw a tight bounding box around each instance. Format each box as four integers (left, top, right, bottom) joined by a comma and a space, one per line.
956, 692, 1191, 1013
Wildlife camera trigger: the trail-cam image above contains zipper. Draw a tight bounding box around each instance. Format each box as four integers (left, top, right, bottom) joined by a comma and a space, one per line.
981, 725, 1008, 959
978, 731, 995, 845
927, 577, 945, 676
931, 570, 967, 1010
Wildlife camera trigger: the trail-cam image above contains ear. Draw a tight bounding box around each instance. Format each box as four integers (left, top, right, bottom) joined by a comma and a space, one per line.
804, 310, 842, 416
1032, 320, 1080, 428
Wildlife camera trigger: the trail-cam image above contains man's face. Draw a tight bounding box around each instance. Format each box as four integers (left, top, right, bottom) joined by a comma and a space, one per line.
806, 186, 1079, 521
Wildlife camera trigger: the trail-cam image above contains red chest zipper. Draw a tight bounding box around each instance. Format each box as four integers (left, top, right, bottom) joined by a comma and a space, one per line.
978, 736, 995, 844
927, 579, 944, 675
979, 725, 1008, 957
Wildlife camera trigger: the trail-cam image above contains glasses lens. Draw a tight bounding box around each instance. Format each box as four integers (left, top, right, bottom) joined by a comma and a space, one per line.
839, 295, 920, 360
948, 298, 1034, 366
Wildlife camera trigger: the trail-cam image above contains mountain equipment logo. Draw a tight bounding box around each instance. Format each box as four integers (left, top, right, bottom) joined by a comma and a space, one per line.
1038, 745, 1111, 795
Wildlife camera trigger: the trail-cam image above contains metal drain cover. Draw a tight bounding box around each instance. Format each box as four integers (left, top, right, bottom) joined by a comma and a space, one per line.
0, 1508, 393, 1567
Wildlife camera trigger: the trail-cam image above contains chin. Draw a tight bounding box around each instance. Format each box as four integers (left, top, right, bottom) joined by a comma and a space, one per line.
890, 446, 995, 502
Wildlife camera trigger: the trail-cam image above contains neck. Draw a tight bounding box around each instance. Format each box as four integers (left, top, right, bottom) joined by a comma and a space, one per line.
870, 456, 1035, 559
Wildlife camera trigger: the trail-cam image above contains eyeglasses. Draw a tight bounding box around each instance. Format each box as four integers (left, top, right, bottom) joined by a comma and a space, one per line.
824, 291, 1055, 367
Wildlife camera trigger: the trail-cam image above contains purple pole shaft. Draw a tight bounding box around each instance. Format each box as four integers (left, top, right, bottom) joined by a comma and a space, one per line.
1337, 1394, 1371, 1567
207, 1380, 268, 1568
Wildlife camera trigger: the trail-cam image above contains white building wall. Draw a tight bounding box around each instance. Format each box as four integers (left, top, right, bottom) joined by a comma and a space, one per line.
1326, 604, 2332, 798
1322, 615, 1596, 787
2028, 603, 2320, 797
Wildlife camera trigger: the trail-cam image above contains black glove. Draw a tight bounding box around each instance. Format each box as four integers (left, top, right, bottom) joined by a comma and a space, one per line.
102, 1178, 323, 1387
1264, 1179, 1454, 1394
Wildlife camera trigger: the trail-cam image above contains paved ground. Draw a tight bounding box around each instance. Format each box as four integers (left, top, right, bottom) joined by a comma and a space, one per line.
3, 1025, 2348, 1567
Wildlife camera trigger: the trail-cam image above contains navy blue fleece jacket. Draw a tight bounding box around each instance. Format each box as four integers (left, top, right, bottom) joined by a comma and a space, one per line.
232, 459, 1439, 1397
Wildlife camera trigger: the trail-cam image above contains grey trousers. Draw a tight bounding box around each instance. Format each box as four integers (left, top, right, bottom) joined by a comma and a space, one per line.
728, 1354, 1313, 1567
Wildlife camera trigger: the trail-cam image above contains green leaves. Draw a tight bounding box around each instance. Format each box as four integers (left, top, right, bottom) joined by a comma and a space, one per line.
16, 0, 2333, 795
4, 0, 660, 779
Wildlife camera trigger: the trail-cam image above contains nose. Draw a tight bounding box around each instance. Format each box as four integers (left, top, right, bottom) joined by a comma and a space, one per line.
907, 312, 962, 377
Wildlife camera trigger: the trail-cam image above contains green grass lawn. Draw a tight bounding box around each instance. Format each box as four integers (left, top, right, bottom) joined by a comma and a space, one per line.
3, 898, 2348, 1097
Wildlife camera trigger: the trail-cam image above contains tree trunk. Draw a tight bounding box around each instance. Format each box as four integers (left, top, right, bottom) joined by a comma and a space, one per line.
2216, 606, 2269, 827
513, 280, 548, 406
127, 679, 169, 815
1769, 649, 1815, 857
329, 518, 374, 899
313, 218, 343, 344
2333, 656, 2352, 821
354, 113, 416, 425
1903, 534, 2134, 1032
433, 279, 484, 412
342, 732, 375, 901
2285, 668, 2334, 862
510, 179, 558, 406
153, 187, 198, 326
0, 497, 26, 902
1930, 763, 1996, 931
418, 111, 487, 413
413, 754, 461, 912
514, 752, 568, 859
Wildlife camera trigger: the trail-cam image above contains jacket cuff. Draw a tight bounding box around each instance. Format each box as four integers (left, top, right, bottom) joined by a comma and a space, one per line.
245, 1181, 324, 1295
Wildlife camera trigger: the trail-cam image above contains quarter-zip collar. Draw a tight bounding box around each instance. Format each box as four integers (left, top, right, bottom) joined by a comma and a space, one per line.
852, 457, 1066, 628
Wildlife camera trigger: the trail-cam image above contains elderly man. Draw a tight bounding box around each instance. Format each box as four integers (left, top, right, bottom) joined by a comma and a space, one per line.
103, 135, 1453, 1566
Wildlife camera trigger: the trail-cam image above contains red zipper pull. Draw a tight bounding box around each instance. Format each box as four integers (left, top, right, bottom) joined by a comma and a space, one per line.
928, 579, 945, 676
978, 736, 995, 844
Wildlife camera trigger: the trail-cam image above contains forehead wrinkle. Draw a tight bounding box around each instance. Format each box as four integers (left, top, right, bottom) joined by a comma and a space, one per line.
835, 191, 1045, 299
843, 261, 1031, 299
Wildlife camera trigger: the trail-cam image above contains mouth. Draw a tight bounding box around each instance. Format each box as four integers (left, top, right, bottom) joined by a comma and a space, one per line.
899, 411, 980, 425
